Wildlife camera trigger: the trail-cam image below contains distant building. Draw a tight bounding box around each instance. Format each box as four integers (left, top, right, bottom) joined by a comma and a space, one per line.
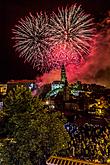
0, 84, 7, 109
46, 64, 67, 98
7, 80, 37, 93
0, 84, 7, 95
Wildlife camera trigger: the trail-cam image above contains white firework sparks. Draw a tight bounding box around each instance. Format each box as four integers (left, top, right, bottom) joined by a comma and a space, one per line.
12, 4, 96, 71
48, 4, 95, 67
12, 12, 50, 70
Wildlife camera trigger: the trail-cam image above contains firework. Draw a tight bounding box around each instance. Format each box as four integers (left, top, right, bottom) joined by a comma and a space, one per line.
12, 4, 95, 71
48, 4, 95, 68
12, 12, 50, 70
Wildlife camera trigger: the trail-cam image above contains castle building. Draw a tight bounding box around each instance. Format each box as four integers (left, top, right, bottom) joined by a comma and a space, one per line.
61, 64, 67, 84
45, 64, 82, 99
46, 64, 67, 98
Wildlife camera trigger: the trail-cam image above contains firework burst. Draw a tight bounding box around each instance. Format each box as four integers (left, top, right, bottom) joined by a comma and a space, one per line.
12, 12, 50, 70
48, 4, 95, 68
12, 4, 95, 71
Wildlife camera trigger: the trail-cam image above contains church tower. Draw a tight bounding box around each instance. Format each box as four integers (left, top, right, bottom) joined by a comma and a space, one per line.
61, 64, 69, 101
61, 64, 67, 83
61, 64, 67, 84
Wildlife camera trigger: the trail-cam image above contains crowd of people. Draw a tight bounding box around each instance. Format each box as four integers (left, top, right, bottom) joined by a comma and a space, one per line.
68, 123, 110, 163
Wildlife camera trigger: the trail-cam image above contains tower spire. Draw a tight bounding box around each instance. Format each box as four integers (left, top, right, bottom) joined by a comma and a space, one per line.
61, 64, 67, 84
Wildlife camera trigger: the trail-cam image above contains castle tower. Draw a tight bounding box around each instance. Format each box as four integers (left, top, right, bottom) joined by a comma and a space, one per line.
61, 64, 69, 101
61, 64, 67, 84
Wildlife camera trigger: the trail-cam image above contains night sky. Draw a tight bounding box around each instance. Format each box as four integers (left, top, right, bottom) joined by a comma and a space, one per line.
1, 0, 110, 83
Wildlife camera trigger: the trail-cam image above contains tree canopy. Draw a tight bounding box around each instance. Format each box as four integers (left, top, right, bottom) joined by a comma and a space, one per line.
0, 86, 70, 165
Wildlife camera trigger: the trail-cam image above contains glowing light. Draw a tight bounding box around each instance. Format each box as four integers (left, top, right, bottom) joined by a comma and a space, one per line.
98, 109, 102, 115
12, 12, 50, 71
45, 100, 49, 105
48, 4, 95, 68
51, 105, 55, 109
12, 4, 95, 71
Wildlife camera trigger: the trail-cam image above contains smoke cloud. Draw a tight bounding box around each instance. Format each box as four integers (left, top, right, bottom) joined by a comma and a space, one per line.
36, 24, 110, 88
78, 28, 110, 87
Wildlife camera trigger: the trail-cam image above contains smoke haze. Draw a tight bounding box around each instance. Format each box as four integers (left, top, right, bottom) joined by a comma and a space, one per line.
36, 24, 110, 88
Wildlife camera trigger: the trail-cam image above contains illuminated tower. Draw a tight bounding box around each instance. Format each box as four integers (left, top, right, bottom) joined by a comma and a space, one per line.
61, 64, 69, 101
61, 64, 67, 84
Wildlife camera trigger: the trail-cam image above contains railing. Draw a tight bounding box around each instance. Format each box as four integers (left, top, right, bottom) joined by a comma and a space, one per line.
46, 156, 108, 165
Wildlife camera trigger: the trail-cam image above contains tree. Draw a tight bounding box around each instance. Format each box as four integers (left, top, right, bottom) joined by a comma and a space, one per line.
0, 86, 70, 165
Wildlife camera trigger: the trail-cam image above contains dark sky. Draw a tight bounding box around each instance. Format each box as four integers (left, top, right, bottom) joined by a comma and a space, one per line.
1, 0, 110, 83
